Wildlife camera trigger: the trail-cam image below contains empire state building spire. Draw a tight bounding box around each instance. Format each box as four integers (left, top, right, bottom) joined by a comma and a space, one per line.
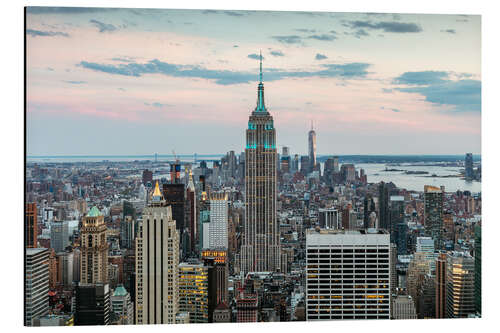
255, 51, 267, 113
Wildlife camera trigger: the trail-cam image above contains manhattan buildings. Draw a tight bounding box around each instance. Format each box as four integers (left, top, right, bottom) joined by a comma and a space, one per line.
241, 55, 280, 274
308, 121, 317, 174
80, 206, 108, 284
306, 229, 391, 320
25, 248, 50, 326
424, 185, 444, 250
208, 192, 229, 249
446, 252, 475, 318
135, 181, 180, 324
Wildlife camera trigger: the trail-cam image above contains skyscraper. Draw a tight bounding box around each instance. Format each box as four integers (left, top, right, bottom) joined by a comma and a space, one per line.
435, 252, 447, 318
26, 202, 38, 248
50, 221, 69, 253
25, 248, 49, 326
201, 250, 229, 306
208, 192, 229, 249
75, 283, 111, 326
111, 285, 134, 325
474, 224, 481, 316
80, 206, 108, 284
241, 53, 280, 274
162, 182, 185, 232
135, 181, 179, 324
378, 182, 390, 230
306, 229, 391, 320
446, 252, 475, 318
178, 262, 216, 323
142, 169, 153, 186
308, 121, 316, 174
465, 153, 474, 180
424, 185, 444, 250
185, 169, 197, 255
389, 195, 405, 244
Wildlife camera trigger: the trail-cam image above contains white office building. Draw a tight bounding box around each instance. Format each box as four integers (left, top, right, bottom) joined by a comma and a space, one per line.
306, 229, 391, 320
208, 192, 229, 249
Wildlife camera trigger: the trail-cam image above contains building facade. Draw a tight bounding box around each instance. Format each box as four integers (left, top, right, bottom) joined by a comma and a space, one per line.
306, 229, 391, 320
446, 252, 475, 318
75, 283, 111, 326
424, 185, 444, 250
392, 295, 417, 319
209, 192, 229, 249
25, 248, 50, 326
80, 206, 108, 284
308, 121, 317, 174
26, 202, 38, 248
135, 181, 180, 324
241, 54, 280, 274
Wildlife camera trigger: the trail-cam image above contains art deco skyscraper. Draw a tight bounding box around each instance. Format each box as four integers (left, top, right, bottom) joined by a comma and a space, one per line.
80, 206, 108, 284
135, 181, 179, 324
186, 169, 197, 255
241, 53, 280, 273
308, 121, 317, 173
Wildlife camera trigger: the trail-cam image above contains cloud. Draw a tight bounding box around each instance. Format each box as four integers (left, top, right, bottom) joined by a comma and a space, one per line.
63, 80, 87, 84
201, 9, 244, 16
393, 71, 449, 85
381, 106, 401, 112
270, 50, 284, 57
26, 7, 111, 14
308, 34, 337, 41
90, 19, 117, 33
354, 29, 370, 38
315, 53, 328, 60
397, 79, 480, 113
26, 29, 69, 37
144, 102, 173, 108
223, 11, 244, 17
248, 54, 263, 60
271, 35, 302, 44
295, 28, 316, 33
441, 29, 456, 34
78, 59, 371, 85
346, 20, 422, 33
393, 71, 481, 113
111, 57, 136, 63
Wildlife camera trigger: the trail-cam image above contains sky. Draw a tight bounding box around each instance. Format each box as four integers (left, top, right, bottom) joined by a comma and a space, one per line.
26, 7, 481, 156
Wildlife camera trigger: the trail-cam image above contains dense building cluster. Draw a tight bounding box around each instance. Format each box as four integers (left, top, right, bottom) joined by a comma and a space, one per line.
24, 58, 481, 326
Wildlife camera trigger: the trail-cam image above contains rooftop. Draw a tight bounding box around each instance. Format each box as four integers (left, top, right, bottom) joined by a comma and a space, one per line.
87, 206, 101, 217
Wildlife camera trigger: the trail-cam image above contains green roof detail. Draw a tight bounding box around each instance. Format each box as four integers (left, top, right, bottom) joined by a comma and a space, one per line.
113, 285, 128, 297
88, 206, 101, 217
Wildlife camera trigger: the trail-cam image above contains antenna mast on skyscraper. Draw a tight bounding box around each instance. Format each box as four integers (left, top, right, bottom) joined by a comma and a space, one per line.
259, 50, 263, 83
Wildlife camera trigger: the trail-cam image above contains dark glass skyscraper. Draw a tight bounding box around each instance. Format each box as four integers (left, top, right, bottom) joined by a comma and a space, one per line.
241, 53, 280, 273
424, 185, 444, 250
465, 153, 474, 180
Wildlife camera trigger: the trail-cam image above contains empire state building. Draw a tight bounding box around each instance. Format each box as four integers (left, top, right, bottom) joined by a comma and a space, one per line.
241, 53, 281, 273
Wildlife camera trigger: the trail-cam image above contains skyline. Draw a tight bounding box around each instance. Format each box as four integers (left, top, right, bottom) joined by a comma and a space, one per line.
26, 7, 481, 156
